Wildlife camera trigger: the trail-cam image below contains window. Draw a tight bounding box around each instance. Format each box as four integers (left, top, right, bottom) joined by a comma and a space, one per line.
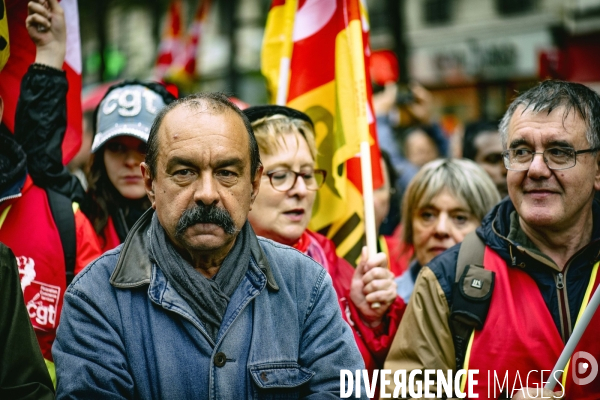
496, 0, 536, 16
423, 0, 452, 25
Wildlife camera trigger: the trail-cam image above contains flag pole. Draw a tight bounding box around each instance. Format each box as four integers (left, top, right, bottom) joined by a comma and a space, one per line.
344, 0, 379, 308
360, 141, 377, 260
343, 0, 377, 260
545, 279, 600, 390
275, 0, 297, 106
276, 58, 291, 106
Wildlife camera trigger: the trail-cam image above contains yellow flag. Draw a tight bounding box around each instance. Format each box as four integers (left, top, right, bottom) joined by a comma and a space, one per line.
0, 0, 9, 72
261, 0, 383, 265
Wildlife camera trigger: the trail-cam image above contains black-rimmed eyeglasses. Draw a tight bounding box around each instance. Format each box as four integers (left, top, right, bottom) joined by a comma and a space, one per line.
263, 169, 327, 192
502, 147, 600, 171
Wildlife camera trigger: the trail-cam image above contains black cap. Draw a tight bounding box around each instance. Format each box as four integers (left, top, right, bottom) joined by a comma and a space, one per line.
243, 105, 314, 127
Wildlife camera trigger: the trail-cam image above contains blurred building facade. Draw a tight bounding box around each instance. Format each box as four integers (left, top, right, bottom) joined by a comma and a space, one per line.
78, 0, 600, 117
397, 0, 600, 123
78, 0, 270, 105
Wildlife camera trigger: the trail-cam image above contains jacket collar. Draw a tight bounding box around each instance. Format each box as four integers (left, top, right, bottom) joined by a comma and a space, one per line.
0, 173, 26, 204
109, 208, 279, 291
478, 196, 600, 271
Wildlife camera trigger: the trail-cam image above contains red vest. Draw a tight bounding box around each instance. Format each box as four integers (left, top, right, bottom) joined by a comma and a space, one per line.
462, 247, 600, 399
0, 178, 66, 362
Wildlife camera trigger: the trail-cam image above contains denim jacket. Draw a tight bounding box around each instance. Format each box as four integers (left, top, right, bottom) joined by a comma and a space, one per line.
53, 210, 366, 399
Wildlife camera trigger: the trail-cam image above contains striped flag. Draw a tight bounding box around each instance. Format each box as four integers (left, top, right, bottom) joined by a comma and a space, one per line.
261, 0, 383, 264
155, 0, 210, 86
0, 0, 82, 164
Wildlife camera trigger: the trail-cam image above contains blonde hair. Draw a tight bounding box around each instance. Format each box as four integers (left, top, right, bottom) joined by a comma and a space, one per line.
250, 114, 317, 159
401, 158, 501, 245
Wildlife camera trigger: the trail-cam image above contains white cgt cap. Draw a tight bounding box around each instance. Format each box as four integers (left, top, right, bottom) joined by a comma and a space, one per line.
91, 84, 167, 153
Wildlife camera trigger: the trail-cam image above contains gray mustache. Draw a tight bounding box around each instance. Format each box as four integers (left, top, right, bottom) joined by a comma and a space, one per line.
175, 204, 237, 238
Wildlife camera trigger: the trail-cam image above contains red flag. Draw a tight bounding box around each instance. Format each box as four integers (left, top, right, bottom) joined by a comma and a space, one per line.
185, 0, 210, 76
262, 0, 383, 264
0, 0, 82, 165
155, 0, 210, 85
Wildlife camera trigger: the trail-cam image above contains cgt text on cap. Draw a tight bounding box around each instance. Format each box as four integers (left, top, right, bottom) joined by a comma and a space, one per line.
91, 84, 166, 153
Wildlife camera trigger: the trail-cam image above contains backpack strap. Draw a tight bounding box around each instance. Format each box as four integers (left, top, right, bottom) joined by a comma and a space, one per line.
449, 231, 495, 370
46, 188, 76, 285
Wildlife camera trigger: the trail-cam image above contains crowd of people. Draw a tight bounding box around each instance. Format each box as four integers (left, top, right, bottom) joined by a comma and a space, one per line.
1, 0, 599, 399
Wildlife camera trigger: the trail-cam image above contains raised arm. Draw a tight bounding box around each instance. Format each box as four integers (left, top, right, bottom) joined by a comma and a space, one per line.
14, 0, 85, 202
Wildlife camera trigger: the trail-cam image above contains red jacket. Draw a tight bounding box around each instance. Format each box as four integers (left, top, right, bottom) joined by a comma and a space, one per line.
0, 176, 101, 374
95, 216, 122, 257
463, 247, 600, 399
295, 230, 405, 375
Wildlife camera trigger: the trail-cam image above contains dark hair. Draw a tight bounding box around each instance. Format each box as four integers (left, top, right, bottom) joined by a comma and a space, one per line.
401, 124, 446, 158
84, 148, 151, 241
379, 149, 401, 234
499, 80, 600, 149
145, 92, 261, 180
380, 149, 398, 194
462, 120, 500, 160
92, 79, 177, 135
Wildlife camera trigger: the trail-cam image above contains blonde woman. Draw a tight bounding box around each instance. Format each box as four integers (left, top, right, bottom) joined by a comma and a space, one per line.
395, 158, 501, 302
244, 105, 405, 377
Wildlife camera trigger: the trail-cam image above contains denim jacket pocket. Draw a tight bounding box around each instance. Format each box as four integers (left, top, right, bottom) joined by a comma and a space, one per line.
249, 362, 314, 399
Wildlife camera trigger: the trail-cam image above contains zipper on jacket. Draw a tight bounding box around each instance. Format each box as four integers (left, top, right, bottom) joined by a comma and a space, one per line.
556, 273, 564, 289
554, 242, 600, 343
0, 192, 22, 204
555, 269, 572, 343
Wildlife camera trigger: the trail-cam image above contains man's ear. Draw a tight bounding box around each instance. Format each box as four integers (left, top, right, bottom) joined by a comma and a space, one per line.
140, 162, 156, 209
249, 164, 263, 208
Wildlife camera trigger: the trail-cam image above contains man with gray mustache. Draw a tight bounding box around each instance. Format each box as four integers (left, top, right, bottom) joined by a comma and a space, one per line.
53, 93, 367, 399
176, 203, 238, 238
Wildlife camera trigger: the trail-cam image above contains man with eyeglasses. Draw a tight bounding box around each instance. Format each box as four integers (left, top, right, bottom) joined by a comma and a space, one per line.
384, 80, 600, 399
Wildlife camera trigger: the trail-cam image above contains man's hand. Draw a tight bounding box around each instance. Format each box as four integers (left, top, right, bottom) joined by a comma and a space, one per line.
26, 0, 66, 69
349, 246, 398, 327
406, 82, 433, 125
372, 83, 397, 116
512, 387, 563, 399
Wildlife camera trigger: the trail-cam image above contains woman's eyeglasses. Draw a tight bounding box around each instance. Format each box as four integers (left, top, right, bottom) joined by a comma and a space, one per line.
263, 169, 327, 192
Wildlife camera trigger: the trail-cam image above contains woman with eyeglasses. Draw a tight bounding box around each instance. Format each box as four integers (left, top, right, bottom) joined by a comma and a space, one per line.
244, 105, 405, 380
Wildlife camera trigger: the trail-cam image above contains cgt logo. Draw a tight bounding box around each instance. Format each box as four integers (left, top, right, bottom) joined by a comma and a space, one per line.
573, 351, 598, 386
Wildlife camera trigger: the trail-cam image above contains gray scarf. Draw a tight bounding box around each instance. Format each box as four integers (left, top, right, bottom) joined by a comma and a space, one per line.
149, 213, 251, 342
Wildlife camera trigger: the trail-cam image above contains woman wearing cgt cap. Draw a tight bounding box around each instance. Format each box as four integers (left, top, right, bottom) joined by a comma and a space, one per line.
82, 81, 176, 255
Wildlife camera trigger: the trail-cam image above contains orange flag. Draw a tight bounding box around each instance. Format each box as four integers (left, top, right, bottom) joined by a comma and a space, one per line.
262, 0, 383, 264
